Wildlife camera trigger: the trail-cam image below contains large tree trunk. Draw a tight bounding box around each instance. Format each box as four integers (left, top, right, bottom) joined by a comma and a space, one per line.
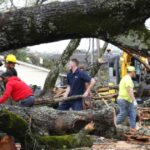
0, 104, 149, 149
0, 0, 150, 56
42, 39, 80, 95
0, 105, 116, 149
0, 105, 116, 136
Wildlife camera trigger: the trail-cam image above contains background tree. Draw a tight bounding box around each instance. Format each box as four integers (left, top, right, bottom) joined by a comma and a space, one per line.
42, 39, 81, 95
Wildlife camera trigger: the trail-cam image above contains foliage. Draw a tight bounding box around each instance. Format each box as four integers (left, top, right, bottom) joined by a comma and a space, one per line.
12, 48, 29, 62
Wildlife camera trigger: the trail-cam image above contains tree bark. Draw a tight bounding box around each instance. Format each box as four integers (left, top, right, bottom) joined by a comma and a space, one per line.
88, 42, 108, 77
0, 107, 95, 149
42, 39, 80, 95
0, 0, 150, 56
0, 105, 115, 136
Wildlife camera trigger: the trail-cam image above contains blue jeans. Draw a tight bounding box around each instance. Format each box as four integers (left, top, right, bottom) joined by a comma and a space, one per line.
116, 99, 137, 128
19, 96, 35, 107
58, 99, 83, 111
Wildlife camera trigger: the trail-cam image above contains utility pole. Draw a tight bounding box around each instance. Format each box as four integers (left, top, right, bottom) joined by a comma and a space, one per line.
96, 39, 101, 59
96, 39, 101, 78
91, 38, 94, 65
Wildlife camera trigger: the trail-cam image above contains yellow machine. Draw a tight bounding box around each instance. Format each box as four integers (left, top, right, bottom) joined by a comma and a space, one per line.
97, 51, 150, 100
120, 52, 148, 79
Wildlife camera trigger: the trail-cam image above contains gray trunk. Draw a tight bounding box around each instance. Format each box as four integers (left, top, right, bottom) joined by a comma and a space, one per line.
42, 39, 80, 94
0, 105, 115, 136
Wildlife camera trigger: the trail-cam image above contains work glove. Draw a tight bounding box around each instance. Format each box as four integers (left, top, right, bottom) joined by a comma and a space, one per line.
133, 100, 138, 108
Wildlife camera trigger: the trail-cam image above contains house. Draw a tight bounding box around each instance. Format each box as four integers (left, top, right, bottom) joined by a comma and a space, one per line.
0, 56, 53, 89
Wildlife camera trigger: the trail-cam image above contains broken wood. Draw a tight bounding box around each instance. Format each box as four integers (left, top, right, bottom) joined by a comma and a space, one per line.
93, 94, 118, 100
124, 133, 150, 145
34, 94, 118, 107
96, 86, 119, 93
0, 135, 17, 150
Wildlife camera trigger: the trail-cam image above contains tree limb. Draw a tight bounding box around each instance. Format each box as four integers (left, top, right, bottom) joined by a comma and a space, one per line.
0, 0, 149, 56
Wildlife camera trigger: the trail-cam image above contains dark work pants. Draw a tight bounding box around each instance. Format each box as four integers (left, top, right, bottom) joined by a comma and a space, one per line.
58, 99, 83, 111
19, 96, 35, 107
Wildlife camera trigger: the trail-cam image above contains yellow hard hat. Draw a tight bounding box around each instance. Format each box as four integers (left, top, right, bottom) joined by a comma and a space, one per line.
5, 54, 17, 63
127, 66, 136, 72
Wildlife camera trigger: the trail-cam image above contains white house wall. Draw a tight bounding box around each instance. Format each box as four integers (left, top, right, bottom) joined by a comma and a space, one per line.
0, 56, 65, 89
0, 64, 49, 88
17, 64, 49, 88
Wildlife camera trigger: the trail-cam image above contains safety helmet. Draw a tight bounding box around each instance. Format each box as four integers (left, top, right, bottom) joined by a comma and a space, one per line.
5, 54, 17, 63
127, 66, 136, 72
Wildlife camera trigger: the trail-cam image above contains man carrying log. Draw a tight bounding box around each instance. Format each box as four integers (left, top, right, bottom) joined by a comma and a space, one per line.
58, 58, 96, 111
116, 66, 138, 133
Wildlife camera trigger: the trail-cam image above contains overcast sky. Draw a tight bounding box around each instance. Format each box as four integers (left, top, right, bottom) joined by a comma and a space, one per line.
28, 39, 122, 54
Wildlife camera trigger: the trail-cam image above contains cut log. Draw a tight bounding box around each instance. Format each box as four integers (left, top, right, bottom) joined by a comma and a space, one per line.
34, 94, 118, 107
0, 108, 96, 149
0, 105, 115, 137
0, 105, 149, 149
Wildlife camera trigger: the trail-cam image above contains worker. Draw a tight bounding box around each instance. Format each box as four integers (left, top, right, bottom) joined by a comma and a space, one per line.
4, 54, 17, 76
116, 66, 137, 133
0, 70, 35, 107
58, 58, 96, 111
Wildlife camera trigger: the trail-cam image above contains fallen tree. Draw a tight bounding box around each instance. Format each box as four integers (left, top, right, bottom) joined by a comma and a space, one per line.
0, 105, 116, 149
0, 108, 94, 149
0, 105, 115, 136
0, 0, 150, 56
0, 103, 149, 149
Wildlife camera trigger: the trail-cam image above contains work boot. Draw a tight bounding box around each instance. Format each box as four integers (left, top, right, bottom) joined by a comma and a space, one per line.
129, 128, 137, 135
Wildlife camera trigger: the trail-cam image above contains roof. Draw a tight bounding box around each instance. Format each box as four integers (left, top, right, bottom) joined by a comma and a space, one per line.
0, 55, 66, 77
0, 55, 50, 73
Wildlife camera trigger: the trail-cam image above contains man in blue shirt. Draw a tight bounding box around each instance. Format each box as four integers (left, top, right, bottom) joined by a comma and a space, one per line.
58, 58, 96, 111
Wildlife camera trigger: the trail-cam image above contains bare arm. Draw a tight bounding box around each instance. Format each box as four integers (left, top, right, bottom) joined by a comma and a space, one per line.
83, 78, 96, 97
127, 86, 136, 102
63, 85, 70, 98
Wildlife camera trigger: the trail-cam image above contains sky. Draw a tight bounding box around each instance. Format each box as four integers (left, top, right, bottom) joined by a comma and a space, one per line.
28, 39, 122, 54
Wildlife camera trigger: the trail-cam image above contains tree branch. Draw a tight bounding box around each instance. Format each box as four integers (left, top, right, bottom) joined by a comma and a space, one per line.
0, 0, 149, 56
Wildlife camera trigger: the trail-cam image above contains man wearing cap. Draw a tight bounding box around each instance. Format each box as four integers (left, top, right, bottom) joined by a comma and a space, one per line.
58, 58, 96, 111
0, 71, 35, 107
116, 66, 137, 133
4, 54, 18, 76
